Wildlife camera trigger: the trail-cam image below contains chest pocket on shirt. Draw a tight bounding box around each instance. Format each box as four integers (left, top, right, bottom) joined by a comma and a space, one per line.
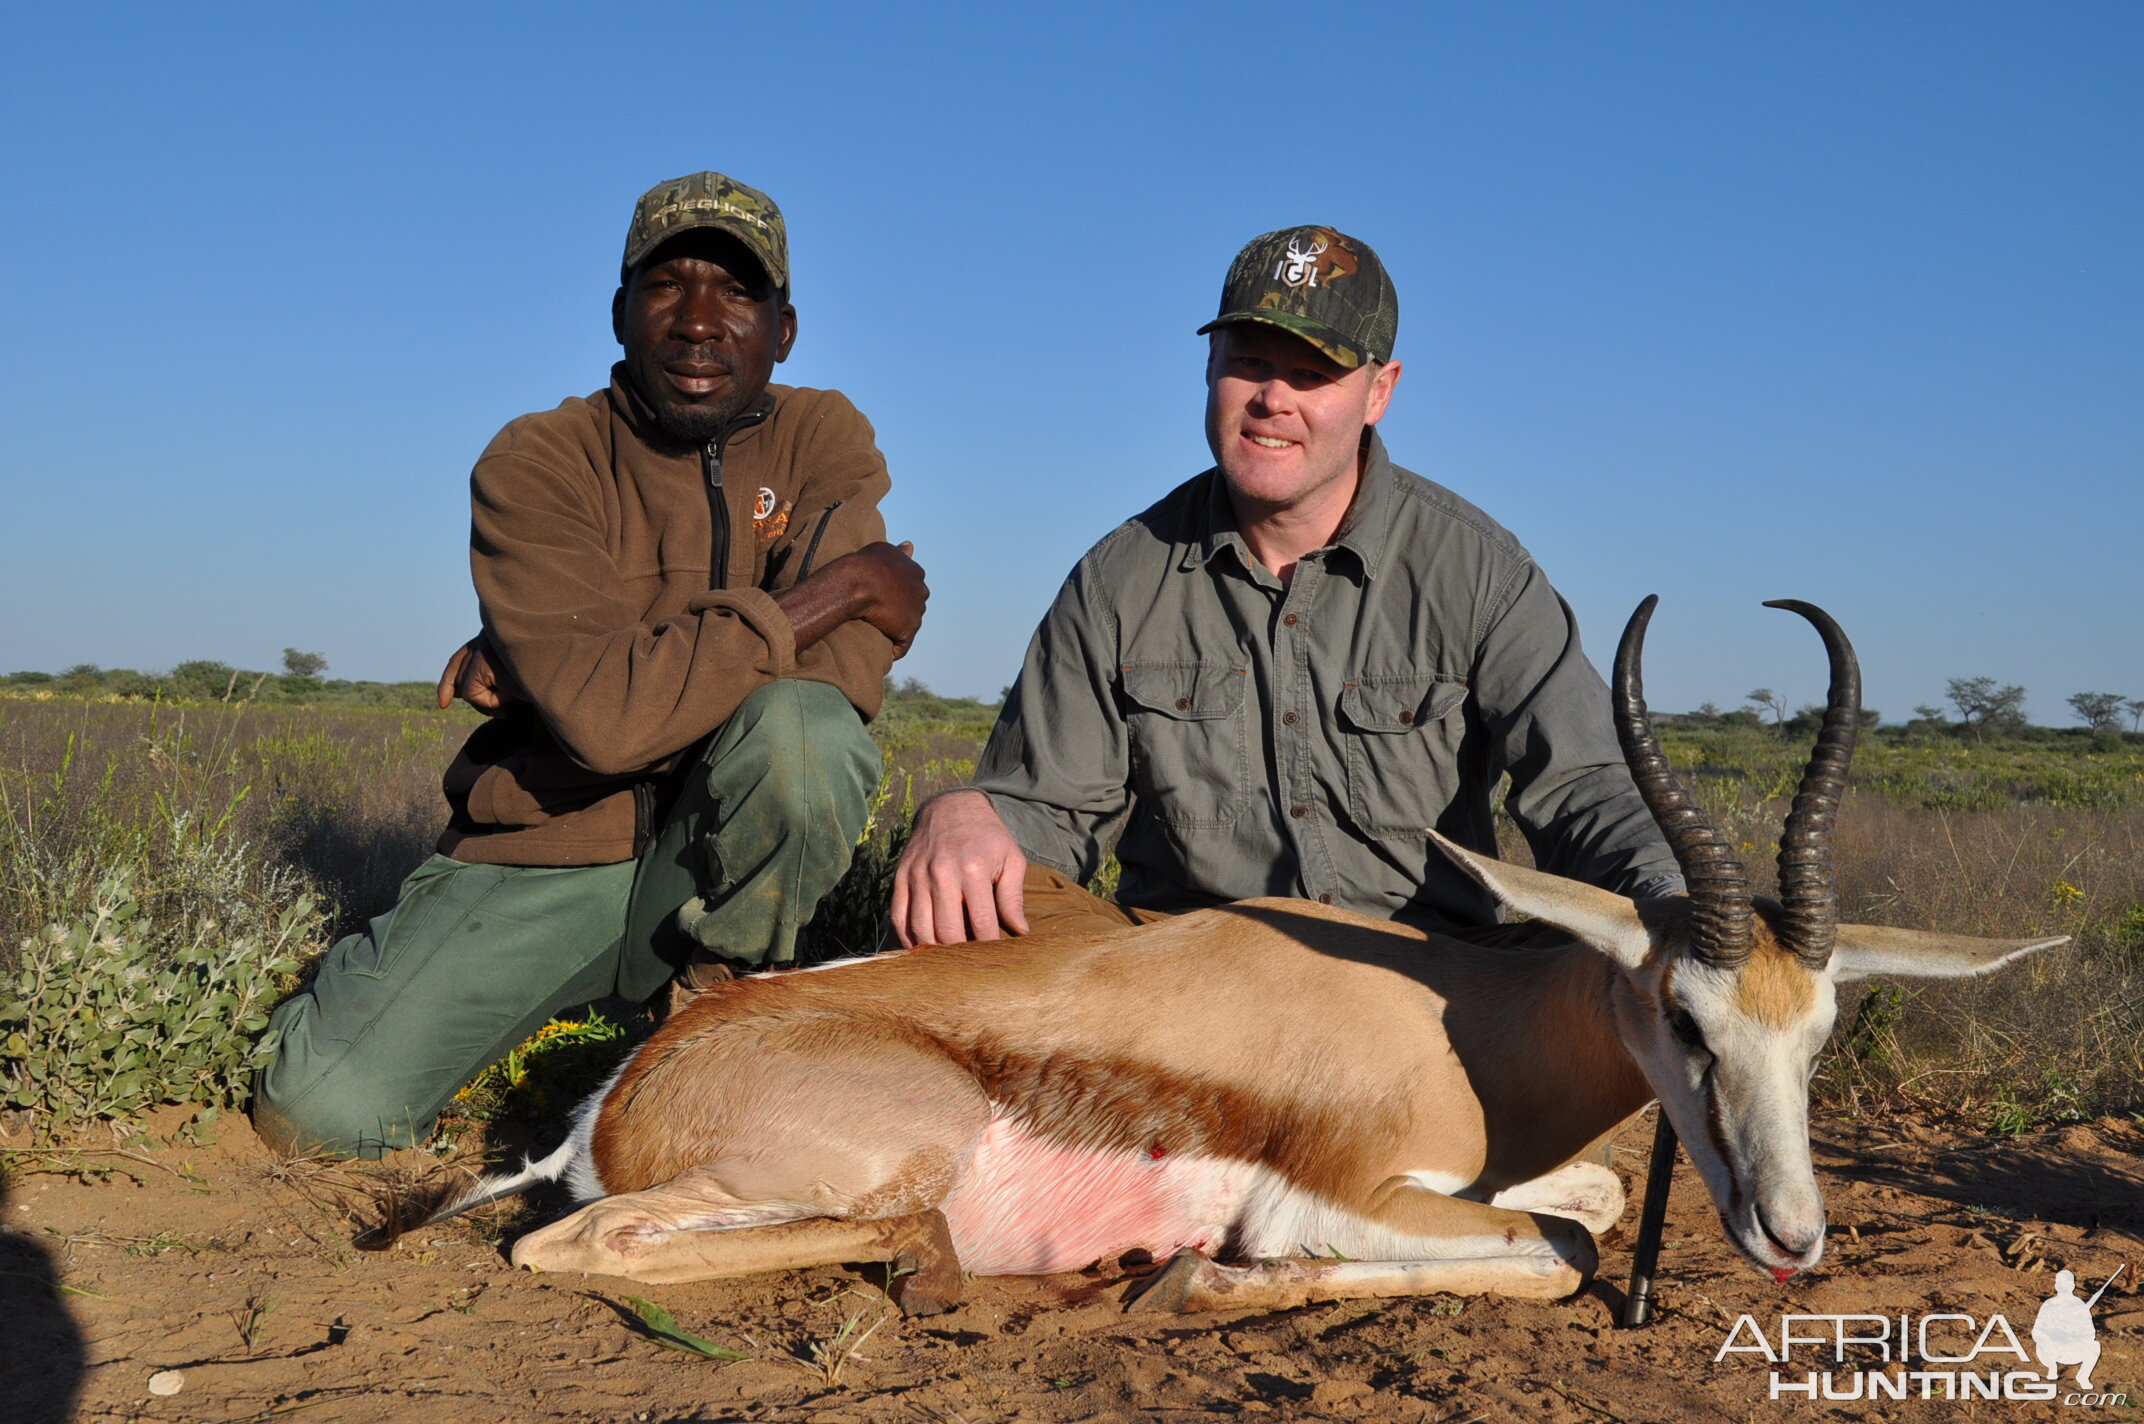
1339, 675, 1471, 837
1119, 662, 1251, 828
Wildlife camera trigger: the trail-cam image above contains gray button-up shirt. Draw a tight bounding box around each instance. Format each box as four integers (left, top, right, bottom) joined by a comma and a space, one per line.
975, 433, 1684, 931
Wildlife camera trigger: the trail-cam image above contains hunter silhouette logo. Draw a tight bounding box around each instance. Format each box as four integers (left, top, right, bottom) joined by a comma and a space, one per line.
753, 486, 779, 521
1712, 1265, 2128, 1405
2034, 1267, 2121, 1391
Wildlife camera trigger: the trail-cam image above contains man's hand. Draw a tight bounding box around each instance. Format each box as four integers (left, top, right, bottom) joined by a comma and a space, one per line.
775, 540, 928, 656
891, 789, 1029, 946
436, 636, 523, 714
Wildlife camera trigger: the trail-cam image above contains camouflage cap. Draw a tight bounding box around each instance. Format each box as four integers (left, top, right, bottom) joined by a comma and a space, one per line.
1197, 226, 1398, 369
621, 171, 789, 291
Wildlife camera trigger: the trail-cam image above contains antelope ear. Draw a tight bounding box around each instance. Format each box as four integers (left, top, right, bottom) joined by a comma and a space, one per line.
1830, 924, 2067, 982
1428, 831, 1652, 969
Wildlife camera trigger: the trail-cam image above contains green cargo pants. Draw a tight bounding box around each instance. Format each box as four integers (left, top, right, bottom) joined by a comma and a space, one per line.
252, 680, 879, 1159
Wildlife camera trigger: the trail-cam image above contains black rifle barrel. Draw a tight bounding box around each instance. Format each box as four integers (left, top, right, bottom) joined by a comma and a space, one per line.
1622, 1112, 1679, 1328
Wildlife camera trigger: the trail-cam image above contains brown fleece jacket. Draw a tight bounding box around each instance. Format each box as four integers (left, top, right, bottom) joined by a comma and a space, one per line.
437, 366, 895, 866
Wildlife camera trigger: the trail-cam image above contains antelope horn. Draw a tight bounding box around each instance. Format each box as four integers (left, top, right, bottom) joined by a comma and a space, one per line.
1762, 600, 1861, 969
1613, 596, 1754, 966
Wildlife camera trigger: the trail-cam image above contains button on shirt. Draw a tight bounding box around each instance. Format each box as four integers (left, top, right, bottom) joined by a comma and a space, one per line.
975, 433, 1684, 931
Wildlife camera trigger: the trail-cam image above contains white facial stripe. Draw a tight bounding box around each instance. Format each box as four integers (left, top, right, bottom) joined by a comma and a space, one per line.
1652, 957, 1834, 1270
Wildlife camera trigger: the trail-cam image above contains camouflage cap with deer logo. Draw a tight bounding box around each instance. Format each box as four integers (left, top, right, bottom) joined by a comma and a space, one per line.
1197, 225, 1398, 369
621, 171, 790, 291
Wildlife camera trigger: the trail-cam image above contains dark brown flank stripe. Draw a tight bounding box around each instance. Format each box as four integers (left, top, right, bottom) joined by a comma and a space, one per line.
590, 966, 1408, 1205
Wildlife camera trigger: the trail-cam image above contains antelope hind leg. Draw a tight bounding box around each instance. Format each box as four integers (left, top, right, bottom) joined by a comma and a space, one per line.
514, 1200, 965, 1314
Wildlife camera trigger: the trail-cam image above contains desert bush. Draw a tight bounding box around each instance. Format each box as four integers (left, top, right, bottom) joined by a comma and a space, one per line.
1, 857, 322, 1135
0, 700, 452, 1139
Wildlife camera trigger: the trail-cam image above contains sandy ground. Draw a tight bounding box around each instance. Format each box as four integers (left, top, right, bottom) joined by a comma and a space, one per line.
4, 1107, 2140, 1424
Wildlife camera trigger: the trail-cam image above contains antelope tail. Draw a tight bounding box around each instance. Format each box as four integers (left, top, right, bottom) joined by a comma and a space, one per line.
357, 1136, 579, 1249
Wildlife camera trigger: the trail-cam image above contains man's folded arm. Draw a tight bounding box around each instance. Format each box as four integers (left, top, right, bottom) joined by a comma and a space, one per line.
472, 453, 802, 778
776, 401, 902, 717
1471, 561, 1687, 901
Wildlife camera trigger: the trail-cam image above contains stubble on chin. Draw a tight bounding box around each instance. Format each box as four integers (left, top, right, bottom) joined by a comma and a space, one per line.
647, 395, 742, 445
628, 356, 756, 445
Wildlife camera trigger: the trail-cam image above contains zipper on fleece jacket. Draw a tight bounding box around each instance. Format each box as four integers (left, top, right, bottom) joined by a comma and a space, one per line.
702, 437, 731, 592
699, 397, 772, 592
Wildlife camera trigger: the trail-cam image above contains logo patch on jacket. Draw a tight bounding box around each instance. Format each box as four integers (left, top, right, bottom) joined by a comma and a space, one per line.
753, 487, 791, 541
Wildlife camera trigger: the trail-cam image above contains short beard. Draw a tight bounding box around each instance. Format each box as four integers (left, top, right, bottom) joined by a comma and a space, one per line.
625, 349, 762, 446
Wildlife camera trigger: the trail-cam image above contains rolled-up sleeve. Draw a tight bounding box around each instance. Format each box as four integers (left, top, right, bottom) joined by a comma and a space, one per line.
973, 563, 1131, 881
1471, 562, 1686, 900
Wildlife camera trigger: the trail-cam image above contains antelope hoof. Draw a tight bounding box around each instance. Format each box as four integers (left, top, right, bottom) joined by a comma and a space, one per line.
885, 1209, 965, 1317
887, 1252, 964, 1321
1538, 1213, 1600, 1285
1123, 1249, 1215, 1313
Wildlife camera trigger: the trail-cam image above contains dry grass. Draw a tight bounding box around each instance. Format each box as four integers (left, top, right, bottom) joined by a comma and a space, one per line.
5, 692, 2139, 1141
0, 697, 463, 956
1823, 795, 2144, 1123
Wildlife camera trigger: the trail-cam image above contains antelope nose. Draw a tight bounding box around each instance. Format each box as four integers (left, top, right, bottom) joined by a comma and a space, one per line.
1759, 1207, 1824, 1259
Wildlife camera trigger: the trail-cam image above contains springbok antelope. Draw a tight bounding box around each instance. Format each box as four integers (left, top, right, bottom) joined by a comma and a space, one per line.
392, 599, 2061, 1316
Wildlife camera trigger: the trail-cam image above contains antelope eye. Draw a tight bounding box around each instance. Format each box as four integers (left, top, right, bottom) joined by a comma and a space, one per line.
1666, 1008, 1708, 1054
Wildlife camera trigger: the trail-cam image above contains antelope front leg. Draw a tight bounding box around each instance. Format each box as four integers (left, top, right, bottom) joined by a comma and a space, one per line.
514, 1201, 965, 1316
1126, 1250, 1580, 1313
1127, 1181, 1596, 1314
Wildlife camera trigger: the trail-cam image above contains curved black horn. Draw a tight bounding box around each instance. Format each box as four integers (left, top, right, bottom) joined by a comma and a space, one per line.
1614, 596, 1754, 965
1762, 600, 1861, 969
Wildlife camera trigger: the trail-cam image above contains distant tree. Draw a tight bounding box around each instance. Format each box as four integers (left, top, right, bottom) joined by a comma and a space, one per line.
2067, 692, 2127, 735
282, 648, 329, 678
168, 659, 239, 701
1912, 703, 1948, 725
1695, 701, 1723, 721
1779, 704, 1878, 738
1945, 676, 2029, 741
1745, 687, 1788, 727
2129, 698, 2144, 733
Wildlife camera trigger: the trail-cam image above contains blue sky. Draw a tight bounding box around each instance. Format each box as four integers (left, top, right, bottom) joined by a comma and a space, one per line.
1, 4, 2137, 721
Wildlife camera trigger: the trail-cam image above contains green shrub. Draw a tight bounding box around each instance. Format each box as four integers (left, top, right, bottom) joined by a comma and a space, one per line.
1, 862, 321, 1136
